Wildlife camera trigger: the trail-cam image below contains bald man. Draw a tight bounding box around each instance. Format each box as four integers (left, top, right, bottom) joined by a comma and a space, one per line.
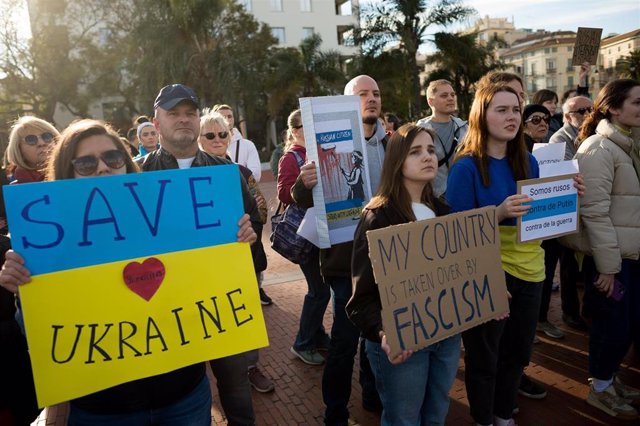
292, 75, 386, 424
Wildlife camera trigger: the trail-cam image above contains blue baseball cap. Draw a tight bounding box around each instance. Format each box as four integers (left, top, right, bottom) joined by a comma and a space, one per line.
153, 84, 200, 110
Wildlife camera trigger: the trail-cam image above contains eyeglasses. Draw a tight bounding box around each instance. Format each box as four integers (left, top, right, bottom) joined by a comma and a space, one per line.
71, 150, 126, 176
24, 132, 55, 146
525, 115, 551, 125
292, 125, 303, 129
568, 107, 592, 115
200, 131, 229, 140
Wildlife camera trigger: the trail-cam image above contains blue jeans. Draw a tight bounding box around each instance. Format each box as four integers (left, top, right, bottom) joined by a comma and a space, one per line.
366, 335, 461, 426
68, 376, 211, 426
322, 276, 379, 425
294, 249, 330, 351
583, 257, 640, 380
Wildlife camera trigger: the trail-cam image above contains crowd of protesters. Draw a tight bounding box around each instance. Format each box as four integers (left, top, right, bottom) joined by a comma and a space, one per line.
0, 64, 639, 426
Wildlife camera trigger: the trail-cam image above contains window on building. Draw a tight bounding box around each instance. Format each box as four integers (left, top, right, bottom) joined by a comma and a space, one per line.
336, 0, 352, 15
618, 46, 621, 52
272, 27, 285, 44
552, 47, 557, 53
546, 59, 556, 71
568, 76, 574, 87
567, 58, 573, 70
546, 78, 556, 89
544, 47, 550, 54
270, 0, 283, 12
337, 25, 354, 46
238, 0, 252, 11
530, 63, 537, 75
567, 46, 573, 52
300, 0, 312, 12
302, 27, 314, 39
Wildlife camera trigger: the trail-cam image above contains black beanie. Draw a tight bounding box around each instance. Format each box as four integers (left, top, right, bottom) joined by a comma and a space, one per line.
523, 104, 550, 122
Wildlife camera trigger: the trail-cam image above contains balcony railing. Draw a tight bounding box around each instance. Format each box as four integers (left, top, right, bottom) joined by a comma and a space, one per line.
546, 68, 557, 74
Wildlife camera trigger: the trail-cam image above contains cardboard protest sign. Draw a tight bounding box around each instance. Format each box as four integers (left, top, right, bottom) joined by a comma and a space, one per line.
4, 166, 268, 407
300, 95, 371, 248
366, 207, 509, 358
517, 174, 579, 243
572, 27, 602, 65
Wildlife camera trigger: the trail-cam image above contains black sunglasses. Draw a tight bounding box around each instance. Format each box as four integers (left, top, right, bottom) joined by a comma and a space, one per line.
24, 132, 55, 146
72, 150, 126, 176
292, 125, 303, 129
525, 115, 551, 125
569, 107, 592, 115
200, 131, 228, 140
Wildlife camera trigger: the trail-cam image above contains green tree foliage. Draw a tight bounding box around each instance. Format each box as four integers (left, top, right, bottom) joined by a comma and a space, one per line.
0, 0, 113, 125
347, 49, 414, 119
267, 33, 345, 120
425, 31, 505, 118
616, 49, 640, 80
355, 0, 474, 119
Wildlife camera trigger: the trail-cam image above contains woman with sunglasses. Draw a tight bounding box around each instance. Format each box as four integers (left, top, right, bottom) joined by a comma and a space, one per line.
277, 109, 330, 366
522, 104, 550, 152
0, 119, 215, 425
6, 116, 59, 183
197, 109, 275, 393
347, 124, 458, 425
1, 116, 60, 425
563, 79, 640, 420
523, 104, 569, 343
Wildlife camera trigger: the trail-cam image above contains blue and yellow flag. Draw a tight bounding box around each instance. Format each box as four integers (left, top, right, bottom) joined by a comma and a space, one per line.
4, 165, 268, 407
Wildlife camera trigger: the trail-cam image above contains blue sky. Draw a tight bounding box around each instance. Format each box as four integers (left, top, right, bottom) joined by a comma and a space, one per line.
422, 0, 640, 52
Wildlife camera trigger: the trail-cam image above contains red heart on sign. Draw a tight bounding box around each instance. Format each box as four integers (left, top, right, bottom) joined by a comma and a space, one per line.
122, 257, 166, 301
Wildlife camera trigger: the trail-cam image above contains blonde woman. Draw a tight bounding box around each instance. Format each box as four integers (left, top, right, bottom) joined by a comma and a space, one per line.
7, 116, 59, 183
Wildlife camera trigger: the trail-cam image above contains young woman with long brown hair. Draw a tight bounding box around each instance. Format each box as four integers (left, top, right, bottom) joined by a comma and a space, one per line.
347, 124, 457, 425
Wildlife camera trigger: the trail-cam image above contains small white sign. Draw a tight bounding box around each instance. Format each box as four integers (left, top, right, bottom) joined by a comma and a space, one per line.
517, 174, 579, 243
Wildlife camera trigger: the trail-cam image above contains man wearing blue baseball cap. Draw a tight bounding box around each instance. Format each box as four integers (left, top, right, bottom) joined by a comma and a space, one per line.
138, 84, 261, 425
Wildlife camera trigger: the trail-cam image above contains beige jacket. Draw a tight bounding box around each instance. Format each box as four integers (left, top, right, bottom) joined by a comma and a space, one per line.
561, 120, 640, 274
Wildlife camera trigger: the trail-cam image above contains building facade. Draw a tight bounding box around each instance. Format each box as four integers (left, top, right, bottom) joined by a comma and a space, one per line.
498, 31, 585, 99
598, 29, 640, 85
236, 0, 359, 56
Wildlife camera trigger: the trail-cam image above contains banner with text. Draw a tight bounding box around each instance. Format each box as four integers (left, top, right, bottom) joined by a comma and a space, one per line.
366, 207, 509, 358
300, 95, 371, 248
4, 166, 268, 407
517, 174, 579, 243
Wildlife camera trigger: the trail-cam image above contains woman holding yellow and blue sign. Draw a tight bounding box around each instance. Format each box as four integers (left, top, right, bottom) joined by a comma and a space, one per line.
346, 124, 459, 425
1, 119, 215, 425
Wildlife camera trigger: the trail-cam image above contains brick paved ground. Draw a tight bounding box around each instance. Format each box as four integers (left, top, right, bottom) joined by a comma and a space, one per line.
34, 171, 640, 425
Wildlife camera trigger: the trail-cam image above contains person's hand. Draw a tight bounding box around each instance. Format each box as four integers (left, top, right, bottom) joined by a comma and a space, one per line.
579, 62, 590, 86
299, 162, 318, 189
493, 291, 511, 321
255, 194, 266, 209
0, 250, 31, 294
573, 174, 586, 197
237, 214, 257, 244
496, 194, 532, 222
594, 273, 615, 297
381, 333, 413, 364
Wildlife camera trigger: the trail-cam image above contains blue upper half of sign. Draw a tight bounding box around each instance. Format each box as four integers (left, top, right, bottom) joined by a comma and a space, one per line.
522, 194, 577, 222
316, 130, 353, 145
4, 165, 243, 275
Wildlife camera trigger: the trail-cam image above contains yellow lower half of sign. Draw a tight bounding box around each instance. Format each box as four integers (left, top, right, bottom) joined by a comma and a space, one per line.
19, 243, 268, 407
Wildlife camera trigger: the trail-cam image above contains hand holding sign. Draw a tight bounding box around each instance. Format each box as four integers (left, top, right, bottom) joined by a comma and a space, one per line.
0, 250, 31, 294
497, 194, 533, 222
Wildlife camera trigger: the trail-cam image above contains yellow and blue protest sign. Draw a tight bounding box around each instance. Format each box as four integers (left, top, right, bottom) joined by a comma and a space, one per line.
4, 165, 268, 407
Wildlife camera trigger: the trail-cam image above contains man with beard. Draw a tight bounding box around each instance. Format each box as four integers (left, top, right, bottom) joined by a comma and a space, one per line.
292, 75, 386, 425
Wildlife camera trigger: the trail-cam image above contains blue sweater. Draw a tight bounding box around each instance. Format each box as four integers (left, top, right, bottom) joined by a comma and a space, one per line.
447, 154, 545, 282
